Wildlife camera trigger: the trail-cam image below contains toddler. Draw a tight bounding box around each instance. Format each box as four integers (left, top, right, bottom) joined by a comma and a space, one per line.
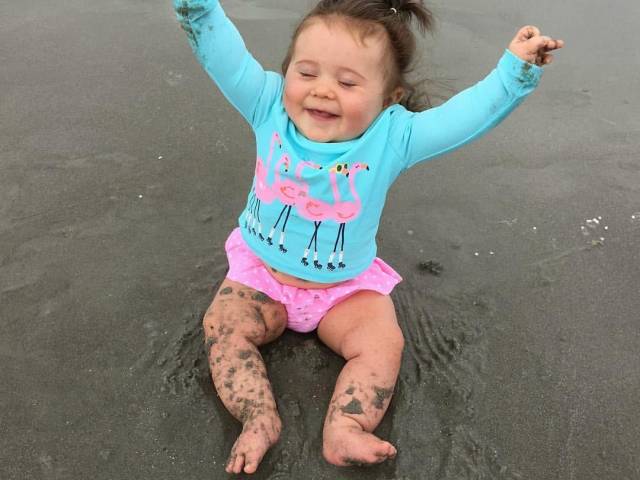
173, 0, 563, 474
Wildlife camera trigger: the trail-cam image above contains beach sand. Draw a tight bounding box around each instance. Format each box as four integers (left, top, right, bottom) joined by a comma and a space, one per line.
1, 0, 639, 478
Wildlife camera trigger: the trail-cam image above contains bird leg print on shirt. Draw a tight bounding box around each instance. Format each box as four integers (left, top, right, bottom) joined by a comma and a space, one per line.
245, 132, 282, 239
250, 153, 290, 239
326, 163, 369, 271
301, 221, 323, 269
327, 223, 346, 270
266, 160, 322, 252
297, 163, 348, 270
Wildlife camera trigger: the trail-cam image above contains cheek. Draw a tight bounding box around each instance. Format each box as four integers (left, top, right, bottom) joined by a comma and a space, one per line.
284, 79, 306, 110
343, 96, 381, 126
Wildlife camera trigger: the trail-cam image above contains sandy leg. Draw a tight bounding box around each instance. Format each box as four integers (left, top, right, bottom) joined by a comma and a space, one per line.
203, 280, 287, 474
211, 336, 281, 474
317, 291, 404, 467
322, 355, 399, 466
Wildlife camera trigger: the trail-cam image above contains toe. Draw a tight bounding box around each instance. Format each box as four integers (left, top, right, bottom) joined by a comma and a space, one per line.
244, 449, 266, 474
352, 437, 395, 464
244, 461, 258, 474
378, 441, 396, 458
226, 447, 238, 474
232, 453, 245, 474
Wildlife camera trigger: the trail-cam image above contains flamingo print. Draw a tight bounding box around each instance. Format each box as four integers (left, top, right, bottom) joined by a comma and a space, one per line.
245, 132, 281, 237
327, 162, 369, 270
266, 160, 323, 252
295, 163, 348, 269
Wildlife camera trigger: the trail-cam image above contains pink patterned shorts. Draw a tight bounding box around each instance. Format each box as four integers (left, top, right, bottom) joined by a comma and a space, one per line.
224, 228, 402, 333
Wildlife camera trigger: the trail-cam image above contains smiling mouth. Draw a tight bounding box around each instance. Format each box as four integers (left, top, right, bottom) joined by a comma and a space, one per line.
306, 108, 339, 120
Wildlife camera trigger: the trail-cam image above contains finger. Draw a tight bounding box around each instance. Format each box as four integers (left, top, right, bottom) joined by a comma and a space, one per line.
526, 35, 552, 55
544, 38, 565, 52
534, 52, 554, 66
517, 25, 541, 42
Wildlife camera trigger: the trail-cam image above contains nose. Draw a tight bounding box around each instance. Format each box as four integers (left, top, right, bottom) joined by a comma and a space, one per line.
311, 82, 336, 100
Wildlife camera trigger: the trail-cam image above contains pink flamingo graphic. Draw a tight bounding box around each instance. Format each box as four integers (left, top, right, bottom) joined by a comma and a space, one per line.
295, 163, 348, 269
245, 132, 281, 235
266, 160, 323, 251
249, 153, 290, 239
326, 162, 369, 270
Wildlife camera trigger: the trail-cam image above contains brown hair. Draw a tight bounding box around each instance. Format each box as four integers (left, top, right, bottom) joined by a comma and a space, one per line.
281, 0, 435, 112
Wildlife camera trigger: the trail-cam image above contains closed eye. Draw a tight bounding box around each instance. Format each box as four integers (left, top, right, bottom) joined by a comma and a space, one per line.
339, 81, 356, 88
299, 72, 316, 78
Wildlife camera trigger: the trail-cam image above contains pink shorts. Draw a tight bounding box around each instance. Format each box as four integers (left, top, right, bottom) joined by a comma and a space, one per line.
224, 228, 402, 333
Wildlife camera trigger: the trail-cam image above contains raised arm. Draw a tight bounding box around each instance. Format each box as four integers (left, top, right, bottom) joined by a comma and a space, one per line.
173, 0, 280, 126
396, 49, 543, 169
396, 26, 564, 170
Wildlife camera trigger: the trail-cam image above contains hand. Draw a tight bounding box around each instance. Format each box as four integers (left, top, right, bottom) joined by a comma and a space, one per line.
508, 26, 564, 66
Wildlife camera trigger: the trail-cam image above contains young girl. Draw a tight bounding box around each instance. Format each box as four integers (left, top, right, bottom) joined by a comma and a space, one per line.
173, 0, 563, 474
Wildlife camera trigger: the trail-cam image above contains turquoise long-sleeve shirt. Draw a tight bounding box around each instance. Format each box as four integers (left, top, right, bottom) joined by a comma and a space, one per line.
173, 0, 543, 282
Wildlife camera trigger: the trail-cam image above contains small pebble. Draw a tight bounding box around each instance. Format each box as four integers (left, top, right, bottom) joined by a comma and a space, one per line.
158, 155, 163, 160
604, 226, 608, 230
474, 252, 479, 256
489, 251, 495, 255
138, 194, 143, 199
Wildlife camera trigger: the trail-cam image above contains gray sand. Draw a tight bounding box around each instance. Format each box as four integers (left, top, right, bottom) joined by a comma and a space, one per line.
1, 0, 639, 478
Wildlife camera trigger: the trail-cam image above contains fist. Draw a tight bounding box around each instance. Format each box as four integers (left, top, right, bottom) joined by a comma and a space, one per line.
508, 26, 564, 66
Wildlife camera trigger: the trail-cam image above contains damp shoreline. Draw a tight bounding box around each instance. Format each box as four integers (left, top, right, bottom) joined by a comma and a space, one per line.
1, 1, 639, 479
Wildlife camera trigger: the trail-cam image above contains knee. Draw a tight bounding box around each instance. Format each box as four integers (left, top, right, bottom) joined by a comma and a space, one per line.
343, 324, 405, 362
368, 327, 404, 373
378, 324, 405, 358
202, 305, 268, 345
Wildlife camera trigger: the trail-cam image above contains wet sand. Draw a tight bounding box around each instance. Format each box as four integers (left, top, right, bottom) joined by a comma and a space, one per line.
1, 0, 639, 478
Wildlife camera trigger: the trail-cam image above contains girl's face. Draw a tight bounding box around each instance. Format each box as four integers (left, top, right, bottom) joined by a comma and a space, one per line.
284, 18, 401, 143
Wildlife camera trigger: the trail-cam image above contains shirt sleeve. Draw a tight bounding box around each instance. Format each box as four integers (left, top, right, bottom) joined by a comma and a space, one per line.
172, 0, 282, 127
394, 49, 544, 170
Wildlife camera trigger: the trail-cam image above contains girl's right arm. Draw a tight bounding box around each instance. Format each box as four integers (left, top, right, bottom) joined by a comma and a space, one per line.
173, 0, 280, 126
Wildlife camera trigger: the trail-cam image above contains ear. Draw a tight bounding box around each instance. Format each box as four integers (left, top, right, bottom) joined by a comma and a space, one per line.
384, 86, 405, 107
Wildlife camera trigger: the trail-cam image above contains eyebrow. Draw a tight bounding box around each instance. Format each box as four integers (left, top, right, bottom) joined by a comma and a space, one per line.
293, 60, 366, 80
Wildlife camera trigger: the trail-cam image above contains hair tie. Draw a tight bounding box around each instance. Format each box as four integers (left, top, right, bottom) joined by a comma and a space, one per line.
390, 7, 398, 14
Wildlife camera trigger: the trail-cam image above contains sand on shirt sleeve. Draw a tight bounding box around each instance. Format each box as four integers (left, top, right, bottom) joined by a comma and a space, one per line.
393, 49, 543, 171
173, 0, 281, 127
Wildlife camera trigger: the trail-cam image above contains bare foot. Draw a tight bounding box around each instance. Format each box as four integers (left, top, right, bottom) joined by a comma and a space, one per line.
225, 414, 281, 474
323, 423, 397, 467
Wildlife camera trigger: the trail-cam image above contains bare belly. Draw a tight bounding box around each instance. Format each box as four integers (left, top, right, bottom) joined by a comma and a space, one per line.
262, 261, 342, 289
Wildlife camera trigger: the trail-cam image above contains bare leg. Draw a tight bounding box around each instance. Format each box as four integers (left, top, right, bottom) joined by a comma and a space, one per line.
317, 291, 404, 467
203, 279, 287, 474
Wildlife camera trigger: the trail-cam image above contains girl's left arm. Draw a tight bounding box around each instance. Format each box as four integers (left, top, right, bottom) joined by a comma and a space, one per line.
397, 50, 542, 170
396, 27, 563, 170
